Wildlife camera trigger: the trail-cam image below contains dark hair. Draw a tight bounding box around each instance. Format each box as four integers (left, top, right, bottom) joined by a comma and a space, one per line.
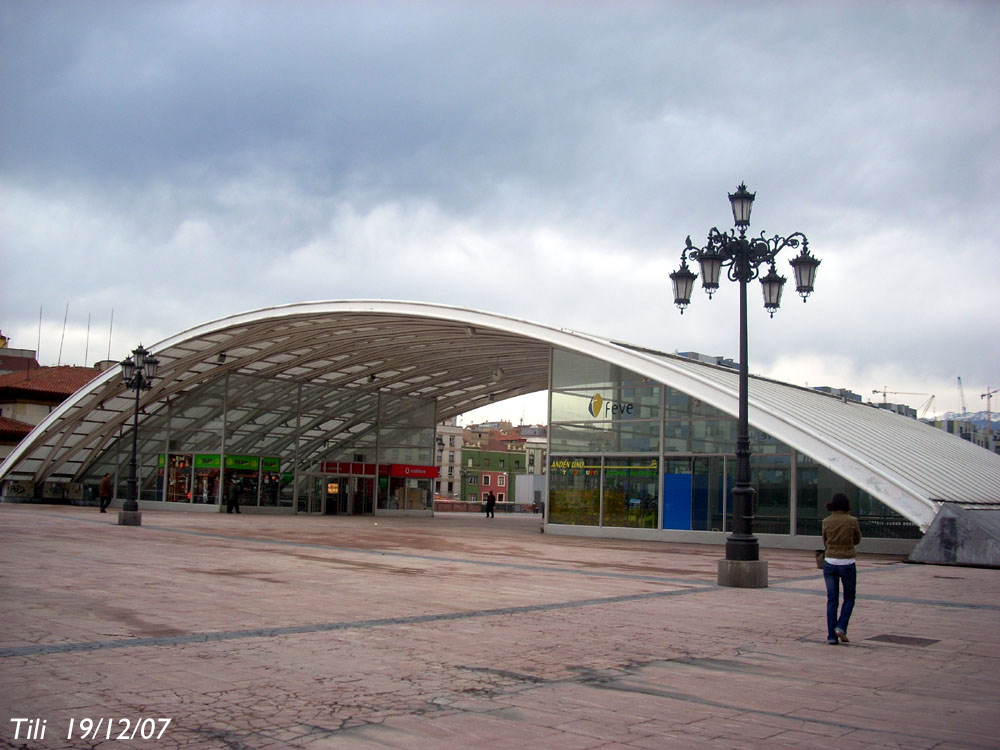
827, 493, 851, 512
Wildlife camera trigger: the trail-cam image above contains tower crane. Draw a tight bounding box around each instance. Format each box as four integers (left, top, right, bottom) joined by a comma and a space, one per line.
872, 387, 928, 405
957, 377, 969, 417
983, 386, 997, 454
871, 388, 935, 417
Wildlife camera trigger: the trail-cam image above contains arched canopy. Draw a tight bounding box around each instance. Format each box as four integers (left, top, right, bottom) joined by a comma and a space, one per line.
3, 300, 999, 529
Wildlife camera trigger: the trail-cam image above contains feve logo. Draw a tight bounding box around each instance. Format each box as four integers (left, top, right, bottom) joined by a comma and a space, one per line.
588, 393, 604, 418
587, 392, 635, 418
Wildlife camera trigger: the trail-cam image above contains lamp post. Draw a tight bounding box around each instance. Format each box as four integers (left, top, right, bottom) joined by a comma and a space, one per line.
670, 184, 820, 587
118, 344, 160, 526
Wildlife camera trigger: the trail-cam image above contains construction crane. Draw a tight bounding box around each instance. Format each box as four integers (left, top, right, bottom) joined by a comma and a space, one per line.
872, 387, 928, 405
871, 388, 935, 418
918, 395, 935, 419
957, 377, 969, 417
983, 387, 998, 453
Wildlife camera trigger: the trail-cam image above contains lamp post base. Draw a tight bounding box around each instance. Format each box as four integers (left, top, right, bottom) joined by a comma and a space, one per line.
717, 559, 768, 588
117, 510, 142, 526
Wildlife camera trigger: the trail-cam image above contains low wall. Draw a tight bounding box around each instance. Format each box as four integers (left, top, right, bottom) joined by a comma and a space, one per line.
433, 500, 537, 514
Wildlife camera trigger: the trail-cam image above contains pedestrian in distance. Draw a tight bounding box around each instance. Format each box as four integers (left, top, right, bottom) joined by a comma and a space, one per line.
227, 478, 241, 514
822, 492, 862, 644
485, 491, 496, 519
98, 472, 113, 513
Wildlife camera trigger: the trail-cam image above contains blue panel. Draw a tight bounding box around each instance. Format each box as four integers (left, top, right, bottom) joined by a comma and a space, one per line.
692, 472, 709, 530
663, 473, 693, 530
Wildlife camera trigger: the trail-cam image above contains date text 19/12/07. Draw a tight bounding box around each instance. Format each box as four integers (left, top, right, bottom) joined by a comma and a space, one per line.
10, 717, 172, 741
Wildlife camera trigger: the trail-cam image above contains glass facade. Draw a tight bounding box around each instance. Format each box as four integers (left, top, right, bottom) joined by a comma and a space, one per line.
796, 455, 920, 539
548, 348, 919, 539
548, 457, 601, 525
602, 457, 658, 528
88, 372, 437, 514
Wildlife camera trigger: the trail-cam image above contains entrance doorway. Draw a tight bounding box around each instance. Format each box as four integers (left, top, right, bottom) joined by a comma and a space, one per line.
303, 474, 374, 515
662, 456, 729, 531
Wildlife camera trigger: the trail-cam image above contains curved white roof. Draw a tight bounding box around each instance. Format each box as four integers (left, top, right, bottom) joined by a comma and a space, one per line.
3, 300, 998, 530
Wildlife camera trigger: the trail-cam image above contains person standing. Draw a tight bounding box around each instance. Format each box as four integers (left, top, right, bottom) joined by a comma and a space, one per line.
227, 478, 241, 514
821, 492, 862, 644
485, 491, 496, 519
98, 472, 113, 513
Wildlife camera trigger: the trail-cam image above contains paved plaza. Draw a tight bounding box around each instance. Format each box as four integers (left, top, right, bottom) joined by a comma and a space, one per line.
1, 504, 998, 749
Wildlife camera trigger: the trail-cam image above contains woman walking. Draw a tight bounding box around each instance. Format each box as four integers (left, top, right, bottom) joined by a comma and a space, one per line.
822, 492, 862, 644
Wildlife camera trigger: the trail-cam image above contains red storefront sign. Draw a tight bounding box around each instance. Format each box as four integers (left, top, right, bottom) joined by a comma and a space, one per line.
319, 462, 438, 479
320, 461, 378, 475
389, 463, 439, 479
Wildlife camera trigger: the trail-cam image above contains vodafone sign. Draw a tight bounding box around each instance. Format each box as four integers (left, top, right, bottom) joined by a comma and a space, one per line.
319, 462, 438, 479
390, 464, 438, 479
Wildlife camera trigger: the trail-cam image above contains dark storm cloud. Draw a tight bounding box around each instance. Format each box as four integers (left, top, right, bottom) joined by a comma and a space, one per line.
1, 0, 998, 416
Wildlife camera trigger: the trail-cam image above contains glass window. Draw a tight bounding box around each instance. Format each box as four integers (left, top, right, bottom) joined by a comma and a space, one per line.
691, 420, 737, 453
551, 349, 661, 422
663, 387, 730, 419
751, 454, 790, 534
550, 421, 659, 454
602, 458, 658, 529
662, 456, 729, 531
692, 456, 727, 531
386, 476, 431, 510
796, 456, 920, 538
166, 454, 193, 503
378, 394, 435, 466
549, 457, 601, 526
552, 349, 613, 390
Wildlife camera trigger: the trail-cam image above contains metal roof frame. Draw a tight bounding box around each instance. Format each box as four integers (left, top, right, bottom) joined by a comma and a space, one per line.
3, 300, 999, 530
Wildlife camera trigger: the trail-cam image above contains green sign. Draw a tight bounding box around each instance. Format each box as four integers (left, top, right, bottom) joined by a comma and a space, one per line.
195, 454, 221, 469
159, 453, 280, 472
225, 454, 259, 471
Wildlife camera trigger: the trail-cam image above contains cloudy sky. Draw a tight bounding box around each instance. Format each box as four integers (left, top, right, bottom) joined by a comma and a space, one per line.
2, 0, 998, 424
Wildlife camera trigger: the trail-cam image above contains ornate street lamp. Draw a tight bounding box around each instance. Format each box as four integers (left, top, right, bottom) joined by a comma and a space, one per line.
118, 344, 159, 526
670, 184, 820, 587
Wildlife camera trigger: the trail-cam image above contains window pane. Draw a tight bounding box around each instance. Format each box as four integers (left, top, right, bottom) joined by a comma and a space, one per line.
602, 458, 658, 529
796, 456, 921, 538
549, 457, 601, 525
752, 454, 790, 534
550, 421, 659, 454
551, 349, 612, 390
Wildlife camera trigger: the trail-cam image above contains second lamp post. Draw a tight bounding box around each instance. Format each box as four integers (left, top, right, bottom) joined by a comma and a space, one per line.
670, 184, 820, 585
118, 344, 160, 526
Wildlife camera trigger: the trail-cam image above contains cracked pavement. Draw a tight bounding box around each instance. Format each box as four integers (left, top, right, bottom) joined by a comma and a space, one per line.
1, 505, 998, 749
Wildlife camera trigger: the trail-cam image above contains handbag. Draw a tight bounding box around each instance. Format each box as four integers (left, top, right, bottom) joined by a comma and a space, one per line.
814, 549, 826, 569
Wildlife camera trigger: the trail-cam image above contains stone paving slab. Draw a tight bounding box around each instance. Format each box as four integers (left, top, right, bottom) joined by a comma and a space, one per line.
0, 504, 998, 749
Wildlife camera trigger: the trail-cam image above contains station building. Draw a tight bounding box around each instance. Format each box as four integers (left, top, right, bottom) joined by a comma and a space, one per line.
2, 301, 998, 558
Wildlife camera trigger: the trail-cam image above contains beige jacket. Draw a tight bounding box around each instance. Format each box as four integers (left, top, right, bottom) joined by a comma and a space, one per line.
822, 511, 861, 559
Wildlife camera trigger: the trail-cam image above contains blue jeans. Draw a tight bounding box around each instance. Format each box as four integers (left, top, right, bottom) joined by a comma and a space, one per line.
823, 562, 857, 640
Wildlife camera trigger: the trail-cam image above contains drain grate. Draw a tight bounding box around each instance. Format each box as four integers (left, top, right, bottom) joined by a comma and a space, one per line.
866, 634, 939, 647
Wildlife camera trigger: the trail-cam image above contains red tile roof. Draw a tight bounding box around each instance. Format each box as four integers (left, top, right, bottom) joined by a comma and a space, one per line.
0, 415, 34, 438
0, 365, 101, 398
